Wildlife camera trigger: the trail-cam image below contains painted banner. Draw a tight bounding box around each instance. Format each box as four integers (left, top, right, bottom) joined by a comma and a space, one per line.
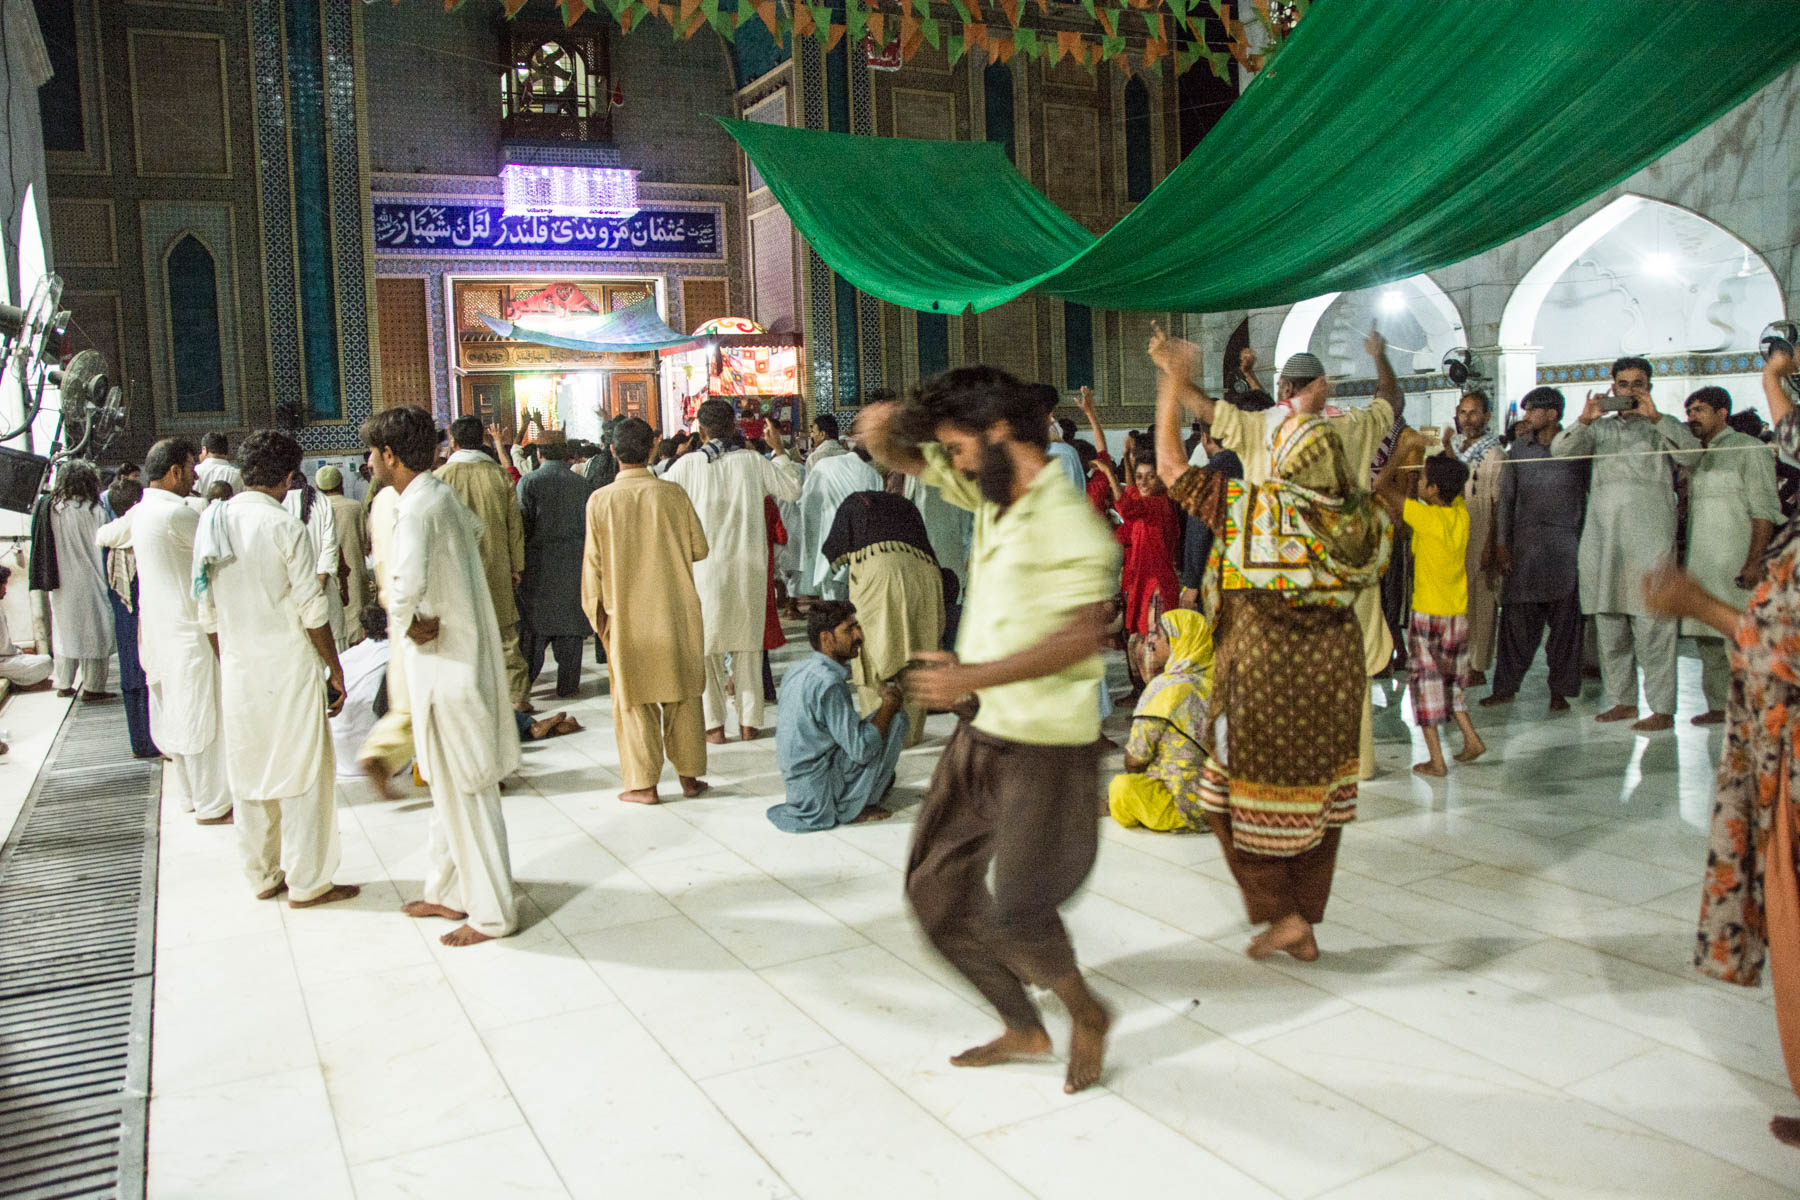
371, 198, 724, 260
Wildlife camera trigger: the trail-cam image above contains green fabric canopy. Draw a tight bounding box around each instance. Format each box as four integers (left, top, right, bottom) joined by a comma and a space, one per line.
722, 0, 1800, 315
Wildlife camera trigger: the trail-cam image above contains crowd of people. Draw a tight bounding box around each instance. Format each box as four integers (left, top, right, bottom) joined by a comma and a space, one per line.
3, 337, 1798, 1130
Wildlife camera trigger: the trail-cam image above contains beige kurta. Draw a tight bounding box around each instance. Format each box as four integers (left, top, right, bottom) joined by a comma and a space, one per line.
359, 486, 413, 777
1683, 429, 1783, 636
434, 451, 525, 629
580, 467, 710, 707
1462, 447, 1506, 671
327, 492, 371, 643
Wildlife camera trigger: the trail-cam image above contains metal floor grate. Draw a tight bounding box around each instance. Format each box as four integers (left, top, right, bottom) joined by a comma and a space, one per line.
0, 703, 160, 1199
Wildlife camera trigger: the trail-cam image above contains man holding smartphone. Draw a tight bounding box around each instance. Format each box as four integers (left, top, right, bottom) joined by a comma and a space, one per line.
1550, 356, 1701, 731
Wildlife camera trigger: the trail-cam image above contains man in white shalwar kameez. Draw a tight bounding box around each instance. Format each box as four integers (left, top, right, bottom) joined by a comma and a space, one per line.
196, 430, 359, 909
365, 406, 519, 946
665, 400, 803, 741
795, 448, 883, 600
1551, 358, 1700, 732
96, 438, 234, 822
0, 565, 52, 687
356, 483, 416, 786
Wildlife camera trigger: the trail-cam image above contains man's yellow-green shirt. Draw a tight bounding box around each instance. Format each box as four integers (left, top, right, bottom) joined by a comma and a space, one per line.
917, 444, 1121, 746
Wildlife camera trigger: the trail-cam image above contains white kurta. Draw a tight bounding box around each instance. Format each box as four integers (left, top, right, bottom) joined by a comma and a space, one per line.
386, 472, 520, 795
49, 500, 114, 659
285, 488, 344, 643
1683, 428, 1783, 636
1552, 413, 1701, 615
197, 492, 334, 800
665, 448, 802, 654
194, 456, 244, 497
0, 607, 52, 684
330, 636, 389, 779
795, 453, 883, 598
95, 488, 221, 756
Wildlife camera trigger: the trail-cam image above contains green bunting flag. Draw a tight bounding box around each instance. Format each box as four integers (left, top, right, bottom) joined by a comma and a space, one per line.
946, 30, 965, 64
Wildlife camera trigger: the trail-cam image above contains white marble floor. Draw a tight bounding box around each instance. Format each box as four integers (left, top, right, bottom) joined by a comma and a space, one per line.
123, 641, 1800, 1199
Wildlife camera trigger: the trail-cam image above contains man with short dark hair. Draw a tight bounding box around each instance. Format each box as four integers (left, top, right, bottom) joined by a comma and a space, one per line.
808, 413, 847, 466
1486, 387, 1587, 711
860, 365, 1119, 1095
196, 430, 356, 908
366, 406, 519, 946
195, 431, 243, 496
583, 416, 711, 803
1552, 356, 1700, 731
436, 414, 529, 709
1682, 384, 1781, 724
96, 437, 234, 821
665, 398, 803, 742
516, 437, 595, 699
582, 418, 620, 488
766, 601, 904, 832
1447, 391, 1505, 683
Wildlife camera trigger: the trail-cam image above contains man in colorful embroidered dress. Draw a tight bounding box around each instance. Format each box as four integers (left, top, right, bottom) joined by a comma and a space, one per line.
1152, 326, 1390, 963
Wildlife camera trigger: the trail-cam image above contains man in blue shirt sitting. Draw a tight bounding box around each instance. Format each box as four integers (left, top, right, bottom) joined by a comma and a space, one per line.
768, 601, 907, 832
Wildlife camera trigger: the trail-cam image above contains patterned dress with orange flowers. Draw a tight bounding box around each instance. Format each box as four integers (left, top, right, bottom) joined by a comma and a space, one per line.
1695, 411, 1800, 993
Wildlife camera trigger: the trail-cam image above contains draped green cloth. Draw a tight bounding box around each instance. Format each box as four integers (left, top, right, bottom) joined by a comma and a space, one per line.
721, 0, 1800, 315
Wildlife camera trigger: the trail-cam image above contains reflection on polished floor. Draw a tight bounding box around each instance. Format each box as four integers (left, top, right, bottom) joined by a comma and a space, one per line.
134, 644, 1799, 1199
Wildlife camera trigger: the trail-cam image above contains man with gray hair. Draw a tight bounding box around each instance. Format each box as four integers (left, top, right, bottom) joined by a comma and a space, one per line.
1150, 329, 1404, 779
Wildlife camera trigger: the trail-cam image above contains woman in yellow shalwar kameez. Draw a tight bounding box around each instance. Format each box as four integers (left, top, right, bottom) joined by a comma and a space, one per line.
1108, 609, 1214, 831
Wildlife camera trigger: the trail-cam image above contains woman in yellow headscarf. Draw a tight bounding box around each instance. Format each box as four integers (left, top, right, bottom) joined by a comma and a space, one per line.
1108, 609, 1214, 831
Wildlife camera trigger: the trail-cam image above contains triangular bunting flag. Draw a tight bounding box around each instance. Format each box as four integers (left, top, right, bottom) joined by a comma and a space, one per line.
502, 0, 531, 16
996, 0, 1019, 28
825, 21, 846, 50
946, 30, 966, 65
1055, 30, 1081, 64
867, 12, 885, 44
966, 22, 988, 49
920, 14, 940, 47
1095, 7, 1115, 35
845, 0, 867, 42
557, 0, 592, 23
753, 0, 781, 37
1012, 25, 1037, 57
792, 3, 815, 37
679, 0, 702, 25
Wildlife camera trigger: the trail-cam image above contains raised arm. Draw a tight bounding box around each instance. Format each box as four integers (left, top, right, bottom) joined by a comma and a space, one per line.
1149, 323, 1217, 425
1367, 327, 1403, 423
1076, 386, 1108, 456
1764, 347, 1795, 429
1155, 356, 1194, 491
1370, 428, 1420, 521
854, 400, 928, 478
1237, 346, 1263, 394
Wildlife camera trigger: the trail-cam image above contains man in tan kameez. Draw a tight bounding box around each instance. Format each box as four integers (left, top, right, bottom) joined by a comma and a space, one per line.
318, 466, 371, 646
581, 418, 712, 805
436, 416, 529, 710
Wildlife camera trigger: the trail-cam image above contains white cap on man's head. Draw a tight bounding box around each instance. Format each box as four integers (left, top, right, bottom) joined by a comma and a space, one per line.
1279, 352, 1326, 383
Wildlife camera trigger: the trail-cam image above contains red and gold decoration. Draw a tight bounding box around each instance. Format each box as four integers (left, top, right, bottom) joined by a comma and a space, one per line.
421, 0, 1306, 80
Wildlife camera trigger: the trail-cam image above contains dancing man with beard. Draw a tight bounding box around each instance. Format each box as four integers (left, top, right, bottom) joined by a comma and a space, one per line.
858, 367, 1121, 1094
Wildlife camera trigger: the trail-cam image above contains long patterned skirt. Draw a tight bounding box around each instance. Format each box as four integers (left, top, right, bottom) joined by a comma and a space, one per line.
1199, 591, 1360, 857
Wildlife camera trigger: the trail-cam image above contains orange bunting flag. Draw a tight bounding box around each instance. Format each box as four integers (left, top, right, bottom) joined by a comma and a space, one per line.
754, 0, 781, 36
900, 12, 924, 58
500, 0, 531, 16
825, 21, 846, 50
966, 21, 988, 48
868, 12, 885, 42
964, 0, 982, 20
792, 4, 815, 36
679, 0, 703, 24
1095, 7, 1115, 35
996, 0, 1019, 27
1055, 30, 1081, 64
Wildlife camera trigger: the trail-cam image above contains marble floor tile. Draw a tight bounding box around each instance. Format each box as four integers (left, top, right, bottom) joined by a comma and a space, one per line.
349, 1125, 571, 1199
483, 1006, 793, 1199
146, 1066, 354, 1199
569, 914, 840, 1078
701, 1046, 1033, 1200
1315, 1147, 1540, 1200
149, 932, 318, 1095
973, 1093, 1279, 1200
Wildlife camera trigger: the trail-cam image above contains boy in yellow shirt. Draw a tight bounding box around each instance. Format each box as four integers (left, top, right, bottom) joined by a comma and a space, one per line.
1375, 434, 1487, 776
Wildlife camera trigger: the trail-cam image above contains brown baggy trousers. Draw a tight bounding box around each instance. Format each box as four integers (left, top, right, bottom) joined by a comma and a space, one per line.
904, 722, 1099, 1032
1204, 813, 1342, 926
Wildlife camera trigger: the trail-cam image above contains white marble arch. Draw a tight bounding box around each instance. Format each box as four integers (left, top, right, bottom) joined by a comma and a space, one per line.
1276, 276, 1467, 381
1496, 195, 1786, 409
1274, 275, 1469, 427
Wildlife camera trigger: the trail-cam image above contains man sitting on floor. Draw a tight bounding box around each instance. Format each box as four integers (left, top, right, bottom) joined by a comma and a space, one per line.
768, 601, 907, 832
0, 564, 53, 689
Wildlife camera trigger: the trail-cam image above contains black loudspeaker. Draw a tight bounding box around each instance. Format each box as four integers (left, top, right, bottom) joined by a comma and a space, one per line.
0, 447, 50, 513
